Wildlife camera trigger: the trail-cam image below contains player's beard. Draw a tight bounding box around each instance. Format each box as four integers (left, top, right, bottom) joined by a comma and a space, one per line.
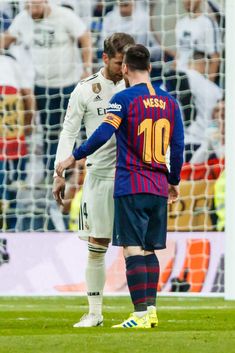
32, 14, 44, 19
106, 67, 123, 84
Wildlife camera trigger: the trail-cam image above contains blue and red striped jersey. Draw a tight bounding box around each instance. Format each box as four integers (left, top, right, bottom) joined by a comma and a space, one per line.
73, 82, 184, 198
104, 82, 184, 197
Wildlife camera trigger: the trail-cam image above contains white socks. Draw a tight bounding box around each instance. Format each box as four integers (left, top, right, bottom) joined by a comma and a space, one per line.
134, 306, 156, 318
147, 305, 156, 312
134, 311, 148, 318
86, 242, 108, 316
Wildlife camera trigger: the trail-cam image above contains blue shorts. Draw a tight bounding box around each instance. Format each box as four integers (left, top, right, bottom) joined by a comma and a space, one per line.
113, 194, 167, 251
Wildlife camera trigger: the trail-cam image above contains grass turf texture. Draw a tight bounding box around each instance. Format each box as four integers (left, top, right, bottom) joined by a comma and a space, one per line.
0, 297, 235, 353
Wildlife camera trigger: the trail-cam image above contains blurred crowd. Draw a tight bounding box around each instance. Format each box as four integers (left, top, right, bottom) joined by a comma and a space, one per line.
0, 0, 225, 232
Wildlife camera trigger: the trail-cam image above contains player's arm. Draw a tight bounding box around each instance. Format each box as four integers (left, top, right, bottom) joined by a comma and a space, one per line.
56, 120, 117, 177
53, 87, 85, 205
54, 87, 85, 172
61, 158, 86, 214
78, 30, 93, 78
208, 52, 220, 82
56, 94, 125, 177
20, 88, 35, 136
168, 101, 184, 202
205, 19, 221, 82
0, 11, 25, 49
0, 31, 16, 49
15, 57, 36, 136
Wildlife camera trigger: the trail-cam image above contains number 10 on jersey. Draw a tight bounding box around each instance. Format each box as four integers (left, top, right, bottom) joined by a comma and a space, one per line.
138, 118, 170, 164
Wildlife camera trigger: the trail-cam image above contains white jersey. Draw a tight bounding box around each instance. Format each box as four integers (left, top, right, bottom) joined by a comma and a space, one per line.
60, 0, 96, 25
100, 5, 153, 47
0, 54, 24, 89
8, 5, 87, 87
175, 14, 220, 71
9, 44, 35, 89
55, 69, 126, 178
184, 68, 222, 145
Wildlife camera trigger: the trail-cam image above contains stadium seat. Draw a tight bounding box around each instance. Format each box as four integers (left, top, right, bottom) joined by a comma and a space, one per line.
179, 239, 211, 292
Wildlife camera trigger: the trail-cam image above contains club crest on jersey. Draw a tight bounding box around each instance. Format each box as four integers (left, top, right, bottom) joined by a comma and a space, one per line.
92, 83, 101, 94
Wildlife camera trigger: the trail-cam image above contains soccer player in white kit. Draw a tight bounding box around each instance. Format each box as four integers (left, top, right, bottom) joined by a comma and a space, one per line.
53, 33, 135, 327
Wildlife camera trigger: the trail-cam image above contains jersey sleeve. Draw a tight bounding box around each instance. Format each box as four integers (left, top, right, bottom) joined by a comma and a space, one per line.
54, 85, 85, 174
168, 101, 185, 185
72, 122, 115, 160
8, 11, 26, 40
103, 93, 128, 129
203, 17, 220, 55
72, 92, 128, 160
65, 8, 87, 39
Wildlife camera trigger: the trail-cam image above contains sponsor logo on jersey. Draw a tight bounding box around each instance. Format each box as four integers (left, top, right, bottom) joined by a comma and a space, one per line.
107, 102, 122, 112
92, 83, 101, 94
97, 107, 106, 116
93, 95, 102, 102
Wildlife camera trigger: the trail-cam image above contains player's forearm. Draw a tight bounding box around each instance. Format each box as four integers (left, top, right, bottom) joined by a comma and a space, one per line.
0, 32, 16, 49
168, 145, 184, 185
54, 108, 82, 167
79, 31, 93, 74
54, 130, 77, 175
21, 88, 35, 135
61, 159, 85, 214
168, 104, 184, 184
208, 53, 220, 82
56, 123, 115, 178
73, 122, 115, 160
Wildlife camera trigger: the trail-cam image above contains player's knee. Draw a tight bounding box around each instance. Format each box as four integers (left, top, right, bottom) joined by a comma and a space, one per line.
88, 242, 108, 261
124, 246, 144, 258
88, 236, 110, 247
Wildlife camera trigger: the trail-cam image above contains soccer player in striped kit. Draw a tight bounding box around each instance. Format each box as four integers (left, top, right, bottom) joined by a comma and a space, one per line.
56, 44, 184, 329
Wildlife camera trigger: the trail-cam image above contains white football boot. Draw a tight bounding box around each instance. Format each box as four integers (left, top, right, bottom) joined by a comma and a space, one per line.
73, 313, 103, 327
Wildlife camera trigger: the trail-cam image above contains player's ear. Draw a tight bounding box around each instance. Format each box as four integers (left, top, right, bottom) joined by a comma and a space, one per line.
122, 63, 127, 75
102, 52, 109, 65
148, 64, 152, 74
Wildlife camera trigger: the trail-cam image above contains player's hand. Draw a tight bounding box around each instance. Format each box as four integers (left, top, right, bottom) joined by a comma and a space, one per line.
56, 155, 75, 177
52, 176, 66, 206
168, 184, 179, 204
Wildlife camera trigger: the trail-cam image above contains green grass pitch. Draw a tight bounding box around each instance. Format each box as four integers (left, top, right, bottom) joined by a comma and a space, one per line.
0, 296, 235, 353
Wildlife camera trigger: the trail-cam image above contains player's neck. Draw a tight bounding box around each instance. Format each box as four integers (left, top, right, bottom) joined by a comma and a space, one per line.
128, 72, 150, 87
188, 8, 202, 18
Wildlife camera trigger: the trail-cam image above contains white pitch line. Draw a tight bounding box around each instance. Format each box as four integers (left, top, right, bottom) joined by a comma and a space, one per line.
158, 305, 232, 310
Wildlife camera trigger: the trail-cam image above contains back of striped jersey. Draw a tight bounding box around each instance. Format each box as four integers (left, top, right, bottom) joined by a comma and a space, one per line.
105, 82, 181, 197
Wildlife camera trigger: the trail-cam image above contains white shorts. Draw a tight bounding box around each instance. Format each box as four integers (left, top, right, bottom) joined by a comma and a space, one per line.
77, 172, 114, 240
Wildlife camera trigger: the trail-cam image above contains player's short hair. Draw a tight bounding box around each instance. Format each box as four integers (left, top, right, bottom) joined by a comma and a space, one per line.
123, 44, 150, 71
103, 33, 135, 58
